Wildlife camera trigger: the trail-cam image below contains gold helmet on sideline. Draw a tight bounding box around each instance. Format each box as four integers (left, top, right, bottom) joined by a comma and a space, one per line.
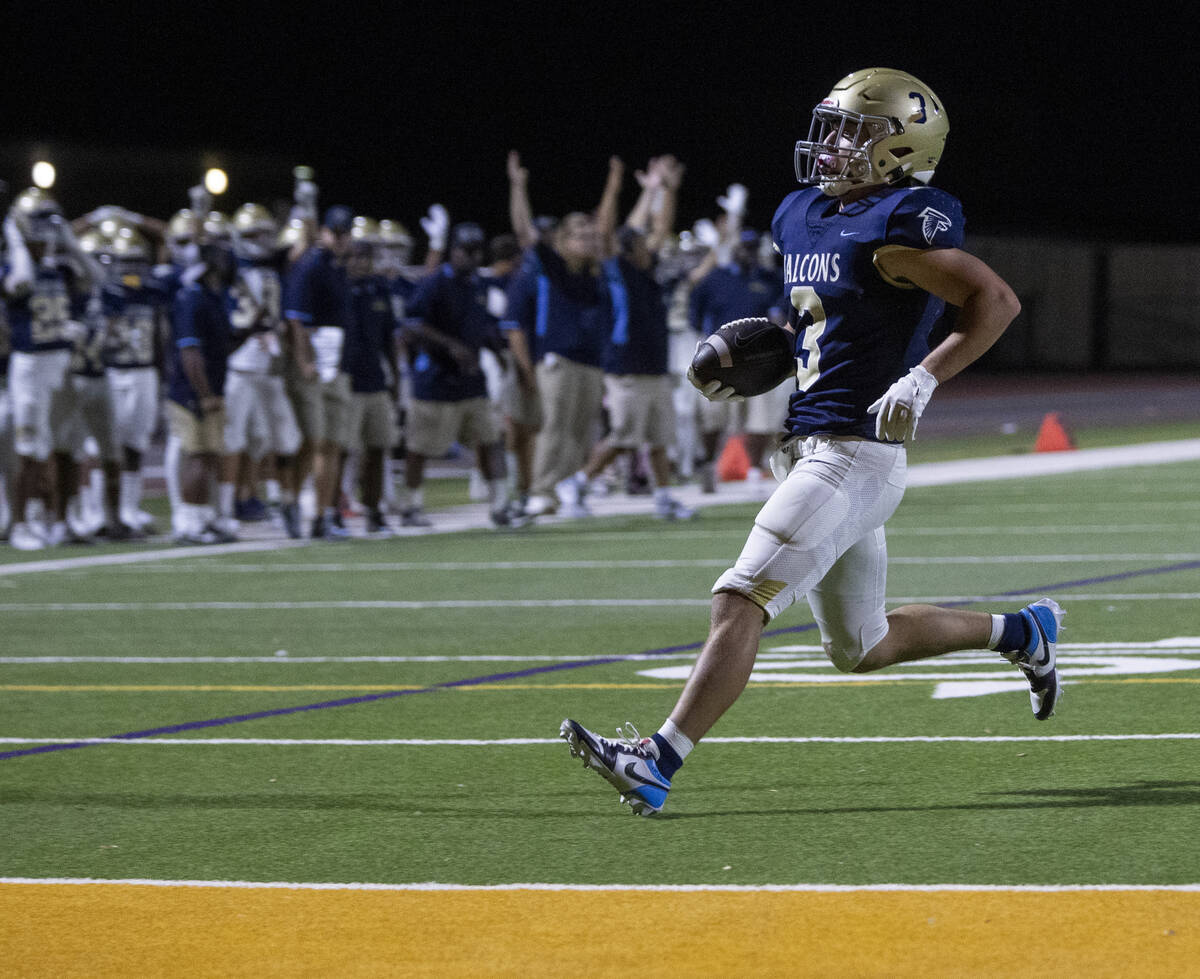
351, 216, 382, 244
203, 210, 231, 242
794, 68, 948, 196
231, 203, 279, 259
9, 187, 64, 243
277, 216, 309, 251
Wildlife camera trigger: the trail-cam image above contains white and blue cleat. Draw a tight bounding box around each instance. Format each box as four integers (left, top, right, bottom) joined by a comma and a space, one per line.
560, 718, 671, 816
1002, 598, 1065, 720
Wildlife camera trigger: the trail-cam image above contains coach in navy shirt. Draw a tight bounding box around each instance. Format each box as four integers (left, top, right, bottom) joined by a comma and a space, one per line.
284, 205, 355, 538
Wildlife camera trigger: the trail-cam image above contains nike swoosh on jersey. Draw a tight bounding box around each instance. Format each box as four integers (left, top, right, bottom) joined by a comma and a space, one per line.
839, 230, 859, 237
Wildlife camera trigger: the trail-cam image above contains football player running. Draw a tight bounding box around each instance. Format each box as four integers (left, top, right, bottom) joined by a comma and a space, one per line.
561, 69, 1064, 815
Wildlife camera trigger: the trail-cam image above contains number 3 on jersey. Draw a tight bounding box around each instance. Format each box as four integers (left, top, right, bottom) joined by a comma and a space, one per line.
790, 285, 827, 391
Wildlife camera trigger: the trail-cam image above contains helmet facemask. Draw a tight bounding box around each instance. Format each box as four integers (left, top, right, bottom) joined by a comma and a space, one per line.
795, 105, 898, 196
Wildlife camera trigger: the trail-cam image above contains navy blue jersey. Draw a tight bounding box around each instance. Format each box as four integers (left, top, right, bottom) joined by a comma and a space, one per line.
3, 264, 87, 353
773, 183, 965, 440
602, 256, 669, 376
406, 265, 491, 402
688, 263, 784, 338
345, 275, 396, 394
284, 246, 351, 329
100, 273, 170, 369
168, 282, 232, 413
500, 242, 610, 368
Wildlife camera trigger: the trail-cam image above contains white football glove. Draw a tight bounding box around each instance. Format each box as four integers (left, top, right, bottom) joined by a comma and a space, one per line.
691, 218, 720, 250
421, 204, 449, 251
716, 183, 748, 217
867, 365, 938, 442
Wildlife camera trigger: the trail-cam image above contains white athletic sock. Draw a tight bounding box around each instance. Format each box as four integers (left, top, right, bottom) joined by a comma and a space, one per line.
656, 719, 694, 762
404, 487, 424, 511
164, 435, 183, 514
264, 479, 281, 505
218, 482, 236, 519
987, 614, 1006, 650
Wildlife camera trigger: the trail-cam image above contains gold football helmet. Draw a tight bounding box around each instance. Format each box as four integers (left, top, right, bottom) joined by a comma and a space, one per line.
111, 227, 153, 262
203, 210, 231, 242
277, 216, 309, 250
794, 68, 948, 196
351, 215, 382, 243
231, 203, 279, 259
167, 209, 195, 245
77, 227, 115, 260
378, 219, 412, 247
9, 186, 64, 243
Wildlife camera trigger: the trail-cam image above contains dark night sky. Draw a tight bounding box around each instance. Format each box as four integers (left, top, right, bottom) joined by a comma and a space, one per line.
6, 3, 1197, 243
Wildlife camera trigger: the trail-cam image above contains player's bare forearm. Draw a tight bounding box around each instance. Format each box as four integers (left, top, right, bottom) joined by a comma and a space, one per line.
922, 287, 1020, 383
874, 245, 1020, 384
179, 346, 214, 401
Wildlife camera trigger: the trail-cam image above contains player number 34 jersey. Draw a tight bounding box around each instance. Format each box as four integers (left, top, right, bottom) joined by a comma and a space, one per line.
771, 183, 964, 441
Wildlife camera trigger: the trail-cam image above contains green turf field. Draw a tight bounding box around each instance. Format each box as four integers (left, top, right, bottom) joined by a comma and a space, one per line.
1, 449, 1198, 888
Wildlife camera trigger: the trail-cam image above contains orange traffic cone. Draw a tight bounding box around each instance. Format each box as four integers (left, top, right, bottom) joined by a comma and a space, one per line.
717, 434, 752, 481
1034, 412, 1076, 453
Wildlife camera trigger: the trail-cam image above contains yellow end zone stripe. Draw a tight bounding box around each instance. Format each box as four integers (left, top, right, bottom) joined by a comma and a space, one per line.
0, 884, 1195, 975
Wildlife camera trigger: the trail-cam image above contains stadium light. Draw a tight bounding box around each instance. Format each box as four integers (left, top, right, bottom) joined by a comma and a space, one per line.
32, 161, 56, 189
204, 167, 228, 195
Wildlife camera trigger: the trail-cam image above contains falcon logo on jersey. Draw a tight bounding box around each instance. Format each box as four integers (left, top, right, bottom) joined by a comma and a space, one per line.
783, 252, 841, 285
918, 207, 952, 244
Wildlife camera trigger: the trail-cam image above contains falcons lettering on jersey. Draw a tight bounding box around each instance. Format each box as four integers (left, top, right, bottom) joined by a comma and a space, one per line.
918, 207, 952, 244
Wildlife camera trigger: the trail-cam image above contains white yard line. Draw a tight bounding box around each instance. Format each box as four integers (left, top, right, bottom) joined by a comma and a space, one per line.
1, 877, 1196, 892
1, 593, 1198, 612
67, 553, 1200, 574
1, 733, 1197, 747
2, 439, 1198, 577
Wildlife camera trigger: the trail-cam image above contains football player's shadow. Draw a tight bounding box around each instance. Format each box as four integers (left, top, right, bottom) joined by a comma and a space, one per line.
664, 780, 1200, 819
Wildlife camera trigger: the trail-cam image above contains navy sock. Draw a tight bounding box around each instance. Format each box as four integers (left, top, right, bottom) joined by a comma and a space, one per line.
650, 733, 683, 779
996, 611, 1032, 654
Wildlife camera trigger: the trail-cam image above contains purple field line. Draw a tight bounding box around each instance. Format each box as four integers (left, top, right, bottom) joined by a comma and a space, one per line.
2, 560, 1197, 763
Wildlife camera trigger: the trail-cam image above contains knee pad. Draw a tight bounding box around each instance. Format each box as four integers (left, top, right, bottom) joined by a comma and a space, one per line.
823, 636, 868, 674
822, 610, 889, 673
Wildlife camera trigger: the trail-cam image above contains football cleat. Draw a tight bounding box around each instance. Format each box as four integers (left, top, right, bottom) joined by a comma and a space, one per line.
400, 507, 432, 528
1001, 598, 1064, 720
560, 718, 671, 816
655, 495, 696, 521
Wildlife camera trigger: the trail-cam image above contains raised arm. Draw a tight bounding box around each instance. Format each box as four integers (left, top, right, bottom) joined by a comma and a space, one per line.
593, 156, 625, 258
507, 151, 536, 250
646, 156, 684, 254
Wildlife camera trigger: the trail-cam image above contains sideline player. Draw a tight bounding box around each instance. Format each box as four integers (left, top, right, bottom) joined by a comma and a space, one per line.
560, 68, 1065, 815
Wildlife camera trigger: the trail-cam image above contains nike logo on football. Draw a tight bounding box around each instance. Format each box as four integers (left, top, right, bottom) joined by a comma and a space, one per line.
840, 230, 859, 237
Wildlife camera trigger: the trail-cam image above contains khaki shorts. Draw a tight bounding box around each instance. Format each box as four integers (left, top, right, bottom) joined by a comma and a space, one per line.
287, 370, 351, 448
167, 400, 226, 455
501, 368, 544, 430
407, 396, 498, 458
604, 373, 675, 449
531, 355, 604, 494
346, 390, 397, 451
